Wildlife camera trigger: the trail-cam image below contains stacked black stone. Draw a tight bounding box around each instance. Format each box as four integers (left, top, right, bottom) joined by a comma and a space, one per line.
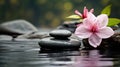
49, 30, 71, 39
57, 22, 79, 33
39, 29, 81, 50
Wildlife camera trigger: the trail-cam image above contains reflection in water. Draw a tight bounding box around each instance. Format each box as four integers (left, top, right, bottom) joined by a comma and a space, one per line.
71, 50, 113, 67
0, 40, 120, 67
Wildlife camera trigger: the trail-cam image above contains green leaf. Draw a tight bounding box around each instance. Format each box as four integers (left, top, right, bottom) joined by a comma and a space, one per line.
66, 15, 81, 19
101, 5, 111, 16
108, 18, 120, 26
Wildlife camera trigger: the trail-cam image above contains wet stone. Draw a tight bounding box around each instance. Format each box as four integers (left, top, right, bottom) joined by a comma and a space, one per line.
0, 20, 38, 37
0, 35, 12, 40
39, 29, 81, 50
17, 32, 50, 39
49, 30, 72, 39
57, 21, 79, 33
39, 37, 81, 50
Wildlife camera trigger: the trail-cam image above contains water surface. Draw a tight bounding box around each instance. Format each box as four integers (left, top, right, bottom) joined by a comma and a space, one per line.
0, 40, 120, 67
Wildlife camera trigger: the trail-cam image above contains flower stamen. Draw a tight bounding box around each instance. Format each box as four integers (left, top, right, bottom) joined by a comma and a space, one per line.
90, 24, 98, 33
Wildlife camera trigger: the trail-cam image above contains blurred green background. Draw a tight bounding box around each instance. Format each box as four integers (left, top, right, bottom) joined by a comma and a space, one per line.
0, 0, 119, 28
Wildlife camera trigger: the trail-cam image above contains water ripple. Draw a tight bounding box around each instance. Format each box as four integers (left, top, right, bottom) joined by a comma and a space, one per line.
0, 41, 120, 67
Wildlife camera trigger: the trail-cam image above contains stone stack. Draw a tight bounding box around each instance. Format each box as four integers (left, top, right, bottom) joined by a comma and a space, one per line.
39, 29, 81, 50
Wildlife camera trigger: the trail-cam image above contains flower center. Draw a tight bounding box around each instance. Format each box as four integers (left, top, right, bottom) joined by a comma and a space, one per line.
90, 24, 98, 33
82, 14, 87, 18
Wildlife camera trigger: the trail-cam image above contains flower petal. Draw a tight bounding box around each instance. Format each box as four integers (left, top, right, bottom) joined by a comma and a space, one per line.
96, 27, 114, 38
89, 34, 102, 48
75, 25, 92, 38
96, 14, 108, 28
75, 10, 82, 17
87, 12, 96, 23
82, 13, 97, 28
82, 18, 92, 28
83, 7, 88, 18
90, 8, 94, 13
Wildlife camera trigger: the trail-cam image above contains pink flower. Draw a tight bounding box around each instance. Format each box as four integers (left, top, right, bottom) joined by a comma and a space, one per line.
75, 13, 114, 48
75, 7, 94, 19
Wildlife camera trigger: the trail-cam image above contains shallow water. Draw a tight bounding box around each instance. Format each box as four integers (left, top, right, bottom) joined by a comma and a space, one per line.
0, 40, 120, 67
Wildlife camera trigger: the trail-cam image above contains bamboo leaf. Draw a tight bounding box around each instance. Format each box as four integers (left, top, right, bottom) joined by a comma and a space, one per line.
101, 5, 111, 16
108, 18, 120, 26
66, 15, 81, 19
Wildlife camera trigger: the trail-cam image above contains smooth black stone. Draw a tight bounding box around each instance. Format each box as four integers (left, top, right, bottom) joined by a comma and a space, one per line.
17, 32, 50, 39
0, 20, 38, 38
39, 37, 81, 50
0, 35, 12, 40
49, 30, 72, 39
57, 21, 79, 33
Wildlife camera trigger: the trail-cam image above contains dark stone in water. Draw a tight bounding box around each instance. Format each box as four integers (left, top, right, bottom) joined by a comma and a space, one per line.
0, 35, 12, 40
0, 20, 38, 38
17, 32, 50, 39
39, 29, 81, 50
57, 21, 79, 33
39, 37, 81, 50
49, 30, 72, 39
